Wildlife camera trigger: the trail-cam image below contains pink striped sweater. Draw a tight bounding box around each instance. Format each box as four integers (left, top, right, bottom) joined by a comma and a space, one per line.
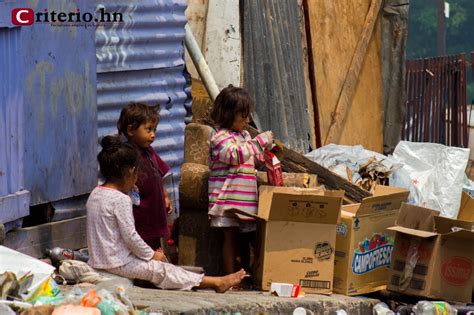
208, 128, 272, 219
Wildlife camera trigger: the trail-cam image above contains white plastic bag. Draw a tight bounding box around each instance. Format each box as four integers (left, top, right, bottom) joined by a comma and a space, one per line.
0, 246, 55, 301
390, 141, 469, 218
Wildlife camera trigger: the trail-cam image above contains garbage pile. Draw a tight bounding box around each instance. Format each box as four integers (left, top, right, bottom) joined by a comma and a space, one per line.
306, 141, 471, 219
0, 246, 147, 315
305, 144, 400, 194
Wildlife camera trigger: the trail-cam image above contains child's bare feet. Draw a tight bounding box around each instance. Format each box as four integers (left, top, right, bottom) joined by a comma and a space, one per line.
214, 269, 246, 293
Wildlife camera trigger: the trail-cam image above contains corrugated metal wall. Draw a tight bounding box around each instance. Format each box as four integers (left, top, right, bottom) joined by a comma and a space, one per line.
22, 1, 98, 205
1, 1, 97, 211
95, 0, 190, 210
0, 25, 30, 225
243, 0, 311, 153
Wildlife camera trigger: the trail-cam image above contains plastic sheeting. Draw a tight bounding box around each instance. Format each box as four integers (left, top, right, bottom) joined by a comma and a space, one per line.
390, 141, 470, 218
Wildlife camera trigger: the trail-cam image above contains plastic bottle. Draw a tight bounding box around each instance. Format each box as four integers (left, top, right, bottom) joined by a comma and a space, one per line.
413, 301, 457, 315
45, 247, 89, 265
373, 302, 395, 315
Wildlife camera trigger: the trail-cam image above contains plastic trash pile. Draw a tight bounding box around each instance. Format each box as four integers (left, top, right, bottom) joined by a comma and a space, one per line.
0, 246, 149, 315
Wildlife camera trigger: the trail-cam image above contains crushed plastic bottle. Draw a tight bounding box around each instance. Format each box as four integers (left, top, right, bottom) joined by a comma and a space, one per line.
373, 302, 395, 315
413, 301, 457, 315
45, 247, 89, 266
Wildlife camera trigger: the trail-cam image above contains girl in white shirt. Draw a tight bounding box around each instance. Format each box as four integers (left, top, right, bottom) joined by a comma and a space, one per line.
86, 135, 245, 292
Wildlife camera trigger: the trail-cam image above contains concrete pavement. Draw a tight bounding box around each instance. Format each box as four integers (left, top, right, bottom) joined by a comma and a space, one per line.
125, 287, 379, 314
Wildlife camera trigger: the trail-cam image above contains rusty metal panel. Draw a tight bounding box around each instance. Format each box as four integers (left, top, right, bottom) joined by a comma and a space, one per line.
243, 0, 311, 153
403, 53, 470, 148
96, 0, 189, 209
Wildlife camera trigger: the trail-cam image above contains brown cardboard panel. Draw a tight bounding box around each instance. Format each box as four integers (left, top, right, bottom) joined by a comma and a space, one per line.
458, 192, 474, 221
373, 185, 409, 196
387, 226, 438, 238
334, 188, 408, 295
334, 216, 353, 293
356, 192, 408, 217
260, 221, 335, 294
442, 230, 474, 241
395, 204, 438, 232
268, 193, 341, 224
434, 216, 474, 234
387, 206, 474, 303
257, 186, 342, 224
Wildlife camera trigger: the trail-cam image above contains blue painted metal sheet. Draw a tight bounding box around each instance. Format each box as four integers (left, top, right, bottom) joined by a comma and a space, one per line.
0, 25, 30, 223
20, 1, 98, 205
96, 0, 189, 210
96, 0, 187, 73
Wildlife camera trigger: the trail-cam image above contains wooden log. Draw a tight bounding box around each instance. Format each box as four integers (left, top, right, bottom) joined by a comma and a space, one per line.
247, 126, 371, 203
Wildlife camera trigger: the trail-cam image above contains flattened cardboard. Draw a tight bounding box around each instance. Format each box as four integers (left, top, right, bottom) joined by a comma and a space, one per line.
458, 192, 474, 221
387, 203, 474, 303
395, 203, 438, 232
333, 186, 409, 295
254, 185, 343, 294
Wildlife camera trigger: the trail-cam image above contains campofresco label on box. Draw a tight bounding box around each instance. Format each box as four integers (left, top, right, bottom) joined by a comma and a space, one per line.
352, 233, 394, 274
441, 256, 472, 286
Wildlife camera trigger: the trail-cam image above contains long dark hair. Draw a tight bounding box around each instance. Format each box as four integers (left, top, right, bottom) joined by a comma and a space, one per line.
209, 85, 255, 129
98, 135, 138, 182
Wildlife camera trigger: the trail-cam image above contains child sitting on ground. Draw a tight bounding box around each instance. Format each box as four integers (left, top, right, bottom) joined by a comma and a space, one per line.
86, 135, 245, 291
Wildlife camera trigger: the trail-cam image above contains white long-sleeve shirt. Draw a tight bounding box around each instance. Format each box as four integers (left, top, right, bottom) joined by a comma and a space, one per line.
86, 186, 154, 269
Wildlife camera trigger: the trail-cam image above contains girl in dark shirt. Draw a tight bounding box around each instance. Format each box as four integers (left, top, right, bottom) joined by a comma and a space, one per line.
117, 102, 171, 250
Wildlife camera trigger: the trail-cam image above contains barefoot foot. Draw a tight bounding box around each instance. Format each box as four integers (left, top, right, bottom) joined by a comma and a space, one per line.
215, 269, 246, 293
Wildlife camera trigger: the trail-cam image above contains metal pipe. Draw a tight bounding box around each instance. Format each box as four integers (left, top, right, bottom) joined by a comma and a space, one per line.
184, 23, 263, 131
184, 24, 220, 102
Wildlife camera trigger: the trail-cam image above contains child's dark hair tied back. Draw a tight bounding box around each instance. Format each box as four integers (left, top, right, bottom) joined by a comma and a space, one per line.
98, 135, 139, 182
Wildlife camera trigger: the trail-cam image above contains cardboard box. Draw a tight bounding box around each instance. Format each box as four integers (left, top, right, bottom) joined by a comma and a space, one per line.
458, 191, 474, 222
233, 186, 343, 294
333, 185, 409, 295
387, 203, 474, 303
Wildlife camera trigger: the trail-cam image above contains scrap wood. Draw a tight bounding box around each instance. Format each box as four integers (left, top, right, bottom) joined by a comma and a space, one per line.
247, 126, 372, 203
324, 0, 383, 145
357, 157, 393, 193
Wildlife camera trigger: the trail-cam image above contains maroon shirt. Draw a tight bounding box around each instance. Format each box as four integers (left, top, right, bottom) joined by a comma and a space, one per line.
133, 147, 170, 250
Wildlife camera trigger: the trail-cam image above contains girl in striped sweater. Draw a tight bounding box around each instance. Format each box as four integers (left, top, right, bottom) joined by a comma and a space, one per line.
208, 85, 273, 274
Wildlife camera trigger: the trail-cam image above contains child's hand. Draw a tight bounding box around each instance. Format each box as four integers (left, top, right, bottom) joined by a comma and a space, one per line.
165, 195, 172, 215
152, 249, 168, 262
163, 190, 173, 215
261, 131, 273, 150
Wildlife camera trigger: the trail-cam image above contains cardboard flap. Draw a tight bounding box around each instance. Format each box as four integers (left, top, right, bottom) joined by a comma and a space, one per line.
227, 208, 264, 221
341, 204, 359, 218
258, 186, 342, 224
387, 226, 438, 238
458, 192, 474, 222
373, 185, 409, 196
395, 203, 439, 232
355, 190, 409, 217
434, 216, 474, 234
442, 229, 474, 240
